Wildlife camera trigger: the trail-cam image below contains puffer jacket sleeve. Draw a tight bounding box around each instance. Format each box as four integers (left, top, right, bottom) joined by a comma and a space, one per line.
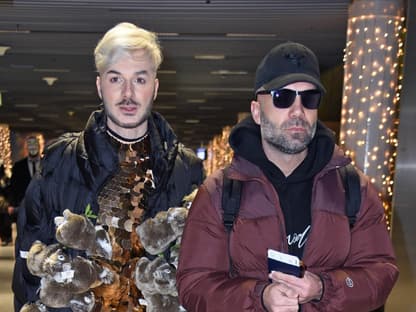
12, 175, 55, 308
12, 137, 76, 312
306, 173, 399, 312
177, 173, 268, 312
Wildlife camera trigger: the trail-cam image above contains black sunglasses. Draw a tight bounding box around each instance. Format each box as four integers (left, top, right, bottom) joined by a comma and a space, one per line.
256, 88, 322, 110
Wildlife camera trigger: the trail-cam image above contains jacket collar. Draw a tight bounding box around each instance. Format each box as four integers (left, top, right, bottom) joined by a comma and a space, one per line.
78, 109, 180, 189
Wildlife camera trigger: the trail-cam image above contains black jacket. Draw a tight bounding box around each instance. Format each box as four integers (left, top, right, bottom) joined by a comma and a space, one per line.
12, 109, 204, 310
7, 157, 33, 208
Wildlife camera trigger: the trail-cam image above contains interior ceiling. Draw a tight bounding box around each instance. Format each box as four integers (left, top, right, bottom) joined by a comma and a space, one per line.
0, 0, 350, 150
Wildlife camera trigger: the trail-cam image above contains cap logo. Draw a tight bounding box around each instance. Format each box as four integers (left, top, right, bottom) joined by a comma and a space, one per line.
285, 52, 305, 68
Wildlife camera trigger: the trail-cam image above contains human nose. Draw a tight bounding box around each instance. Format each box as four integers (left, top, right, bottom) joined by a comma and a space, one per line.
122, 80, 134, 98
289, 94, 304, 117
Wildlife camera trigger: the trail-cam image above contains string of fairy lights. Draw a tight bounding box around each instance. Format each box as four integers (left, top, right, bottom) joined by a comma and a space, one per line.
340, 0, 406, 231
0, 124, 12, 176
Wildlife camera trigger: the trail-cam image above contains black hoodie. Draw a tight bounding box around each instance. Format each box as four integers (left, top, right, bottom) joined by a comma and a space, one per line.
229, 116, 335, 258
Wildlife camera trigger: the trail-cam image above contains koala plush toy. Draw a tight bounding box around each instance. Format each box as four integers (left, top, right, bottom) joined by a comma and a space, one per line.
55, 209, 112, 260
136, 207, 189, 257
19, 301, 48, 312
134, 189, 197, 312
25, 240, 113, 311
134, 256, 179, 312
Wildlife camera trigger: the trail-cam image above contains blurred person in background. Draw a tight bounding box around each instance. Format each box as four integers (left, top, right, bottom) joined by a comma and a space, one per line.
7, 136, 42, 219
0, 136, 41, 246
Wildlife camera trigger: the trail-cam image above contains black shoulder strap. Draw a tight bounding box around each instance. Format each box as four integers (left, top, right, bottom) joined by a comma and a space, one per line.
222, 174, 242, 233
338, 163, 361, 228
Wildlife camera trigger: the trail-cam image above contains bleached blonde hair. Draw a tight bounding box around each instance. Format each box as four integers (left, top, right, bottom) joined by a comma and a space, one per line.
94, 22, 162, 74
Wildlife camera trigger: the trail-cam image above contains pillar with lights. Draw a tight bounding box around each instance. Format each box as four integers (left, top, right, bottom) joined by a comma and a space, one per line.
0, 124, 12, 176
340, 0, 405, 230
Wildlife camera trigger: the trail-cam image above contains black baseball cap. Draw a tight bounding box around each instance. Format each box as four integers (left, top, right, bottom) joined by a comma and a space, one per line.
254, 41, 326, 94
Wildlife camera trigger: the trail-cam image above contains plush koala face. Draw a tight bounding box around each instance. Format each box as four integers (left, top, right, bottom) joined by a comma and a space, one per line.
143, 293, 180, 312
166, 207, 188, 235
55, 209, 96, 251
134, 256, 177, 297
136, 212, 176, 255
69, 291, 96, 312
27, 241, 61, 277
152, 260, 177, 296
42, 247, 71, 277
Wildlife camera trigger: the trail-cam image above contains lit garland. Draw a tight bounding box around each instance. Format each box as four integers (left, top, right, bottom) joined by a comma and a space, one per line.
0, 124, 12, 176
204, 126, 233, 176
340, 0, 406, 231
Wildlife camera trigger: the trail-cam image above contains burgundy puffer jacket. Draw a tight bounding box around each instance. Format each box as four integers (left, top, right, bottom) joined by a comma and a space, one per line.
177, 149, 398, 312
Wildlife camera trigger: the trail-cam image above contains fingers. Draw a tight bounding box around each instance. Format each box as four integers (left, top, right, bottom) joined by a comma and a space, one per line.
275, 282, 298, 298
269, 270, 323, 304
263, 283, 299, 312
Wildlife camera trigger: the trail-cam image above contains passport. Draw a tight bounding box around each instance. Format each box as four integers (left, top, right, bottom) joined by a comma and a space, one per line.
267, 249, 305, 278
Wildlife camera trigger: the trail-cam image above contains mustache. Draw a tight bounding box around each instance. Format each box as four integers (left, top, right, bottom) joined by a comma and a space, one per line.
282, 118, 309, 129
116, 98, 139, 106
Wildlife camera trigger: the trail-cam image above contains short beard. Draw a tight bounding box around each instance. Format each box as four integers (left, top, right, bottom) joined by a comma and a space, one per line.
260, 110, 316, 154
105, 98, 153, 129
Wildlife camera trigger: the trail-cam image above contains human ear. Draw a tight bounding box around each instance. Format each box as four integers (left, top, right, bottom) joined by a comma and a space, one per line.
96, 76, 102, 99
251, 100, 261, 125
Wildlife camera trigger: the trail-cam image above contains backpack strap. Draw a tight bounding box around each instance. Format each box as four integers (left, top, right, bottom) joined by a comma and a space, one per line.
222, 174, 242, 233
338, 163, 361, 228
221, 171, 242, 276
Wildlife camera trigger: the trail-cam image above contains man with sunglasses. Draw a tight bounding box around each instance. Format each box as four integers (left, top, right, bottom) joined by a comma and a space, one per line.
177, 42, 398, 311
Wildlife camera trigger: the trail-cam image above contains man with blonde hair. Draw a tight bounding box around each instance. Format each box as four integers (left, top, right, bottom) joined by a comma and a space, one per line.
13, 22, 203, 311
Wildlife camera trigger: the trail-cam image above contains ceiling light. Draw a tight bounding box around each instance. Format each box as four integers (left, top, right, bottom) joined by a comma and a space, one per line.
0, 29, 30, 34
194, 54, 225, 60
210, 70, 248, 75
19, 117, 35, 122
185, 119, 200, 124
157, 33, 179, 36
10, 64, 34, 69
34, 68, 70, 73
187, 99, 206, 104
158, 92, 177, 96
0, 46, 11, 56
42, 76, 58, 86
14, 103, 39, 108
226, 33, 276, 38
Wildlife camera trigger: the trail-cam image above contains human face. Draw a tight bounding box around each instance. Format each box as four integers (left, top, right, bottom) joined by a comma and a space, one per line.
251, 81, 318, 155
27, 137, 40, 157
96, 49, 159, 139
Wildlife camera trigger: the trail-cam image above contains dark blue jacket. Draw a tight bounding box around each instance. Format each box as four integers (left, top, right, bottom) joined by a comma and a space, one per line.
12, 109, 204, 311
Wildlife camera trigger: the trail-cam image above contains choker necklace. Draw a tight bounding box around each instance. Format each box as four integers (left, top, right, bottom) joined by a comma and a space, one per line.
106, 128, 149, 145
